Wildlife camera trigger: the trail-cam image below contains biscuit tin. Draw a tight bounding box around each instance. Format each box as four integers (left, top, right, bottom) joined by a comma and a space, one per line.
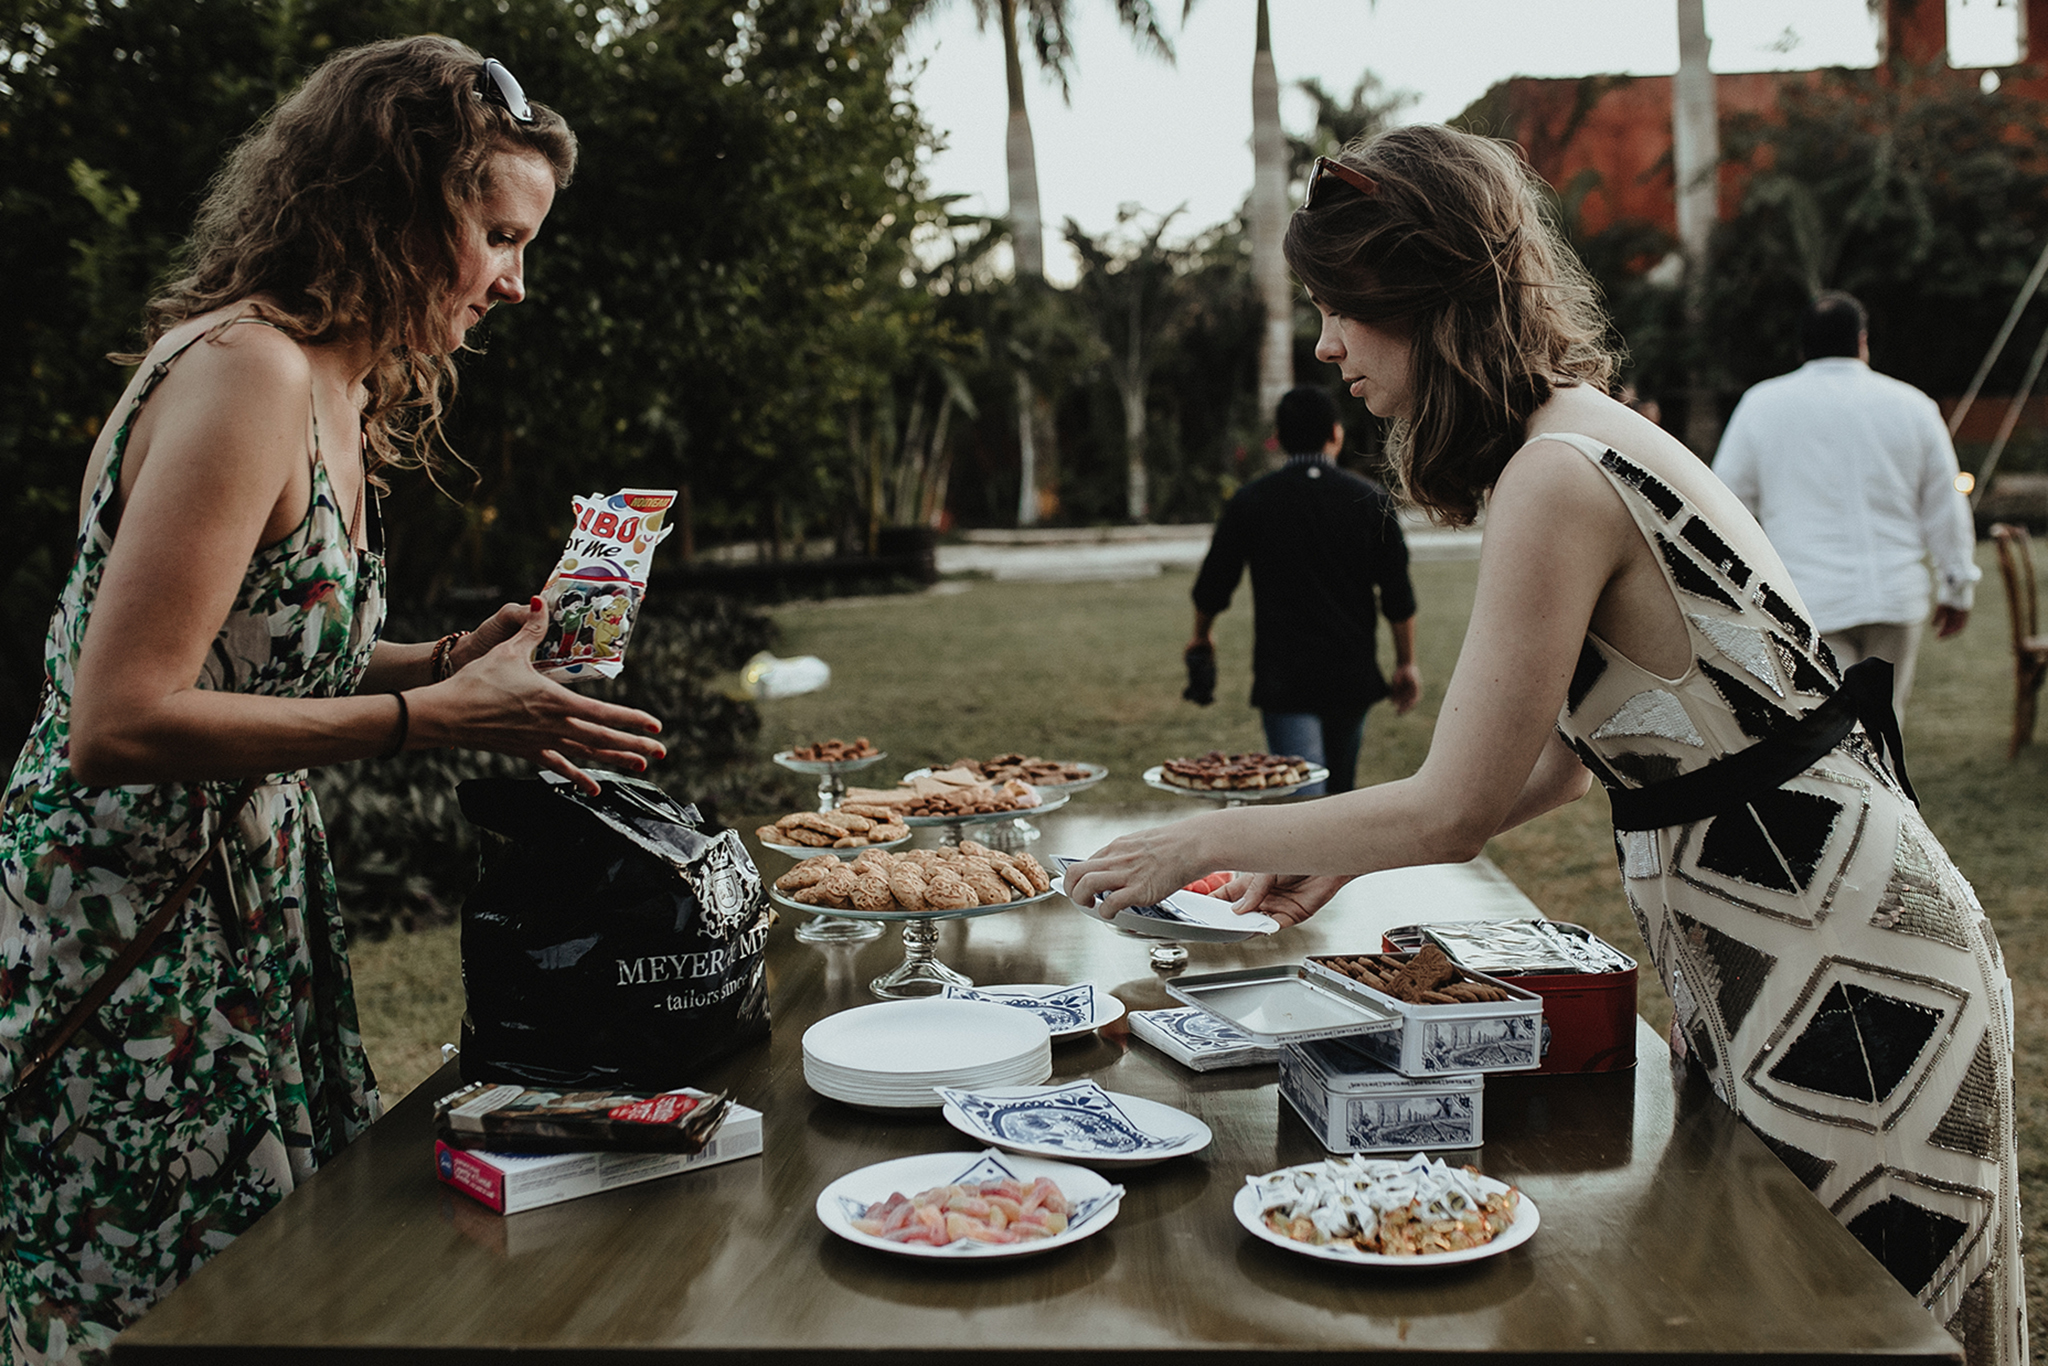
1383, 922, 1638, 1075
1300, 954, 1544, 1077
1278, 1037, 1484, 1154
1163, 965, 1405, 1048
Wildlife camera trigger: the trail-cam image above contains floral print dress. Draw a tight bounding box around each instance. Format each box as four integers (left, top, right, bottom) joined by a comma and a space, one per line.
0, 325, 386, 1366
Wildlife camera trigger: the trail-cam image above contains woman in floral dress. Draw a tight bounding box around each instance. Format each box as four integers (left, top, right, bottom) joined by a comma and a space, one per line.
0, 37, 666, 1365
1065, 125, 2024, 1364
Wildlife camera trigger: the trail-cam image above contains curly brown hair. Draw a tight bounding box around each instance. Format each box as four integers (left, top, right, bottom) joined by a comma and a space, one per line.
1283, 124, 1618, 525
131, 35, 576, 479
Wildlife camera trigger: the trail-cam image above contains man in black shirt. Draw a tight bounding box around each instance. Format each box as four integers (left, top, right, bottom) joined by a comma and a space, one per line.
1188, 386, 1419, 795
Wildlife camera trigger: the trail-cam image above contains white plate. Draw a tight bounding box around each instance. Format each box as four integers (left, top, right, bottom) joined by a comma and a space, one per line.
1232, 1169, 1540, 1268
802, 1000, 1052, 1109
1054, 874, 1277, 944
774, 750, 887, 774
938, 983, 1126, 1039
938, 1083, 1212, 1169
761, 832, 914, 862
1142, 763, 1330, 801
817, 1149, 1123, 1259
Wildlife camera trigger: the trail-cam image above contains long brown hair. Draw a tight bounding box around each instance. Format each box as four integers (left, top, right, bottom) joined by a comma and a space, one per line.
1283, 124, 1617, 525
131, 35, 576, 479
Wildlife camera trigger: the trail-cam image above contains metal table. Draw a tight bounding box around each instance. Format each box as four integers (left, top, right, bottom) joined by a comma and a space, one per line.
114, 809, 1961, 1364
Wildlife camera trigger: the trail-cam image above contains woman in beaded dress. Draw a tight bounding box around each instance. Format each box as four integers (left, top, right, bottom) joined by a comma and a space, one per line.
0, 38, 666, 1366
1064, 124, 2023, 1364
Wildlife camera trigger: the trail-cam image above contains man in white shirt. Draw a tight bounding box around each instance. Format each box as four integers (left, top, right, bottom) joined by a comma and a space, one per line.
1713, 291, 1979, 713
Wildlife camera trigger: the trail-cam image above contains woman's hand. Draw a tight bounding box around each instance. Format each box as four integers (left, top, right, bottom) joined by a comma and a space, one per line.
418, 598, 664, 795
1216, 872, 1352, 929
1061, 818, 1219, 920
453, 600, 535, 670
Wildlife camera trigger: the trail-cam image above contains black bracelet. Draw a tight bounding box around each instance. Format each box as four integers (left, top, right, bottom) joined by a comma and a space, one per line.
383, 691, 410, 760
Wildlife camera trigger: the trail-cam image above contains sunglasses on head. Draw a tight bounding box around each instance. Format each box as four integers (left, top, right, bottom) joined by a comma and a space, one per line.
1303, 156, 1378, 211
478, 58, 534, 123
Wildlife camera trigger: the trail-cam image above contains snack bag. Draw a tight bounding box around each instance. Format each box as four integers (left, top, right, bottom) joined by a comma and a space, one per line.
434, 1082, 732, 1154
534, 487, 677, 679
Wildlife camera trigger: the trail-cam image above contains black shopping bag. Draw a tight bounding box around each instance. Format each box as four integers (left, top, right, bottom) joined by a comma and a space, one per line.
455, 772, 772, 1091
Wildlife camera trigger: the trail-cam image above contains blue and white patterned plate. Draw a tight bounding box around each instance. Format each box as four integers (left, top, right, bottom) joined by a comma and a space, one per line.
936, 1083, 1213, 1169
939, 983, 1127, 1039
816, 1149, 1123, 1260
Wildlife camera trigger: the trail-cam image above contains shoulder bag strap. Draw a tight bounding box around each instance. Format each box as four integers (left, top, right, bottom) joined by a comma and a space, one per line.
4, 779, 260, 1106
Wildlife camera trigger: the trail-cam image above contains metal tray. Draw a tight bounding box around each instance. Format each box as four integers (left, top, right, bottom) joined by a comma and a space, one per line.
1164, 965, 1402, 1047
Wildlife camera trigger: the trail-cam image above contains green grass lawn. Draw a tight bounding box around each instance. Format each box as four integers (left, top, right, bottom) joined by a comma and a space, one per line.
351, 542, 2045, 1348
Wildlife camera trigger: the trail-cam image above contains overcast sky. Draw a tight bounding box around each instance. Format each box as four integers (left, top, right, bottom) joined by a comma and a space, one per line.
899, 0, 2025, 283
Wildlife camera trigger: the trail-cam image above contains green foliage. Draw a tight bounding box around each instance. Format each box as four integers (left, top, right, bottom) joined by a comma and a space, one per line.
0, 0, 947, 751
1706, 65, 2048, 401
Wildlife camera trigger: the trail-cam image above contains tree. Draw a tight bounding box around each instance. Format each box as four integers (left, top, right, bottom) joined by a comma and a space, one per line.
938, 0, 1173, 525
1066, 208, 1200, 520
0, 0, 946, 753
1708, 64, 2048, 407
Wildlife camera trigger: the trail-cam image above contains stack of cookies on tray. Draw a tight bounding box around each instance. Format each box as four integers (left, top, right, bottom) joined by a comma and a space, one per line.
1158, 751, 1313, 791
754, 807, 911, 849
773, 840, 1052, 914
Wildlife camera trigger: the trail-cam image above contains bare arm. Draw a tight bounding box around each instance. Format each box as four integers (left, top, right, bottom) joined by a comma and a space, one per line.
68, 332, 663, 794
1065, 442, 1627, 917
1190, 608, 1219, 650
1385, 615, 1419, 714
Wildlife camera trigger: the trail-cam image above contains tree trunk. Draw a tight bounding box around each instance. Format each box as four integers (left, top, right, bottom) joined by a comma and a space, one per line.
1124, 289, 1148, 522
1000, 0, 1047, 525
1673, 0, 1722, 458
1250, 0, 1293, 425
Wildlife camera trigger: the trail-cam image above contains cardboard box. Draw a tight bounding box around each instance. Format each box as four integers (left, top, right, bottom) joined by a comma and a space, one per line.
435, 1099, 762, 1214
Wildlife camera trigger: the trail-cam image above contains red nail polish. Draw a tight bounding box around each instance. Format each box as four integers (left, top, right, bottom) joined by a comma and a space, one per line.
530, 595, 544, 612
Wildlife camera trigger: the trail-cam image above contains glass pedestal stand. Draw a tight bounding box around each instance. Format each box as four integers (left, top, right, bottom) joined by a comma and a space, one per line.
1131, 763, 1330, 974
772, 749, 891, 940
907, 790, 1071, 852
795, 912, 885, 945
976, 765, 1108, 855
772, 750, 888, 814
870, 917, 972, 997
769, 888, 1054, 1000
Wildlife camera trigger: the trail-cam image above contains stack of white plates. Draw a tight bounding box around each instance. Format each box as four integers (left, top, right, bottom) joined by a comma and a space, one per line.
803, 999, 1053, 1109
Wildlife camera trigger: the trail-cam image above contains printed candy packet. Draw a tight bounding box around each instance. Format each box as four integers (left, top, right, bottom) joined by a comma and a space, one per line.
534, 488, 677, 680
434, 1081, 732, 1154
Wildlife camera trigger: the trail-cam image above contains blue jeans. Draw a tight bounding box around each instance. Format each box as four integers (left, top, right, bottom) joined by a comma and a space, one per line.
1261, 708, 1368, 796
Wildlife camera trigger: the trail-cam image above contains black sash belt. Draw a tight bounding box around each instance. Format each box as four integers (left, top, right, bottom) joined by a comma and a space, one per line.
1606, 657, 1916, 832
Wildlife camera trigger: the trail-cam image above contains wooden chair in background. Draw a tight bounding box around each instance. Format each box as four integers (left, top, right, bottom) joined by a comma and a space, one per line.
1989, 522, 2048, 758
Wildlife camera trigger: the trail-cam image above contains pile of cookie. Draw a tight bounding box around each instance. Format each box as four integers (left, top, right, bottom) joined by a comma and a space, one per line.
1158, 751, 1314, 791
774, 842, 1052, 913
754, 806, 911, 849
787, 737, 878, 762
900, 778, 1042, 818
947, 753, 1094, 785
1311, 945, 1513, 1005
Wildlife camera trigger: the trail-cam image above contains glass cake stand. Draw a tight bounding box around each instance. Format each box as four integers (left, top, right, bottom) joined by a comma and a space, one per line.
768, 886, 1057, 998
985, 764, 1108, 851
1120, 765, 1330, 971
902, 789, 1071, 849
773, 750, 889, 812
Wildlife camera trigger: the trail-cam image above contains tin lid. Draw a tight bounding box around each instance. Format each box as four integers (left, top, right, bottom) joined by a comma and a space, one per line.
1164, 965, 1403, 1046
1285, 1038, 1484, 1094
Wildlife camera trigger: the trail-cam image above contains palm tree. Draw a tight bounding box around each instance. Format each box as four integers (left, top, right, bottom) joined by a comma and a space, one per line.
948, 0, 1175, 523
1249, 0, 1290, 425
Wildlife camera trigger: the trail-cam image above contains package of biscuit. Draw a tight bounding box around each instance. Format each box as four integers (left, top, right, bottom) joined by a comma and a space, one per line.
534, 488, 677, 680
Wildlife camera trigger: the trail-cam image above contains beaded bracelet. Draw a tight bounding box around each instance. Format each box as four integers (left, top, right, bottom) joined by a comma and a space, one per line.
432, 630, 470, 683
384, 691, 411, 760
